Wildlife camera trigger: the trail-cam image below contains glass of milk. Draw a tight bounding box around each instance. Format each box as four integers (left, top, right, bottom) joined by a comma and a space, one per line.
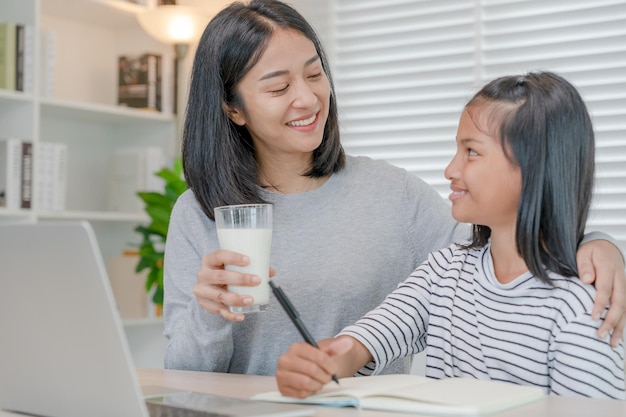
214, 203, 273, 313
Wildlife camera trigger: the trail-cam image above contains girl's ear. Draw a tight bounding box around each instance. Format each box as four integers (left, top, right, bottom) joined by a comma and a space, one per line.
222, 102, 246, 126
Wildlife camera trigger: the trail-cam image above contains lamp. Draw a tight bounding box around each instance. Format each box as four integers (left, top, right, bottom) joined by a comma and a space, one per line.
137, 4, 212, 120
137, 5, 210, 60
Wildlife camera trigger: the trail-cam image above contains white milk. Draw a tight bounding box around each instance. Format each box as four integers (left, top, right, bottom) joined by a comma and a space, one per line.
216, 228, 272, 305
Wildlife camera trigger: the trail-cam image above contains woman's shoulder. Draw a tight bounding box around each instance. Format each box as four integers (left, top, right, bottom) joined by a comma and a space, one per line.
168, 189, 217, 246
170, 189, 208, 223
173, 188, 199, 209
344, 154, 432, 189
346, 154, 407, 176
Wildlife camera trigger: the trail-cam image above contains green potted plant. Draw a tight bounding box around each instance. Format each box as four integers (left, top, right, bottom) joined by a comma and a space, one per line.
134, 157, 187, 311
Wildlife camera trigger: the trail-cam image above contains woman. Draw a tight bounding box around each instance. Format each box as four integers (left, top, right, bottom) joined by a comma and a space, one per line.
163, 0, 626, 376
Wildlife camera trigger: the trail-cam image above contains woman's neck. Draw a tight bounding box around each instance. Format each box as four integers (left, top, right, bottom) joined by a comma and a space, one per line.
489, 228, 529, 284
257, 154, 327, 195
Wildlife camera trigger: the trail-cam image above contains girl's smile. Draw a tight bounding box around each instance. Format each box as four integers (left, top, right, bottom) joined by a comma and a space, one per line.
448, 185, 468, 203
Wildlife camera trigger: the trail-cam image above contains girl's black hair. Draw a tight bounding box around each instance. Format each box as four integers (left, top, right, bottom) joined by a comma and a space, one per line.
465, 71, 595, 284
182, 0, 344, 220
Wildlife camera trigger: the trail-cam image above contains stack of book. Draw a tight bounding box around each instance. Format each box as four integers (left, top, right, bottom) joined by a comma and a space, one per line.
0, 138, 33, 210
117, 53, 162, 112
0, 140, 67, 212
0, 22, 35, 93
36, 142, 67, 212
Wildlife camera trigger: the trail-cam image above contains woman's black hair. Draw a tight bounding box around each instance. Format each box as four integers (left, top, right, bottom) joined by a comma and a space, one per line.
465, 71, 595, 284
182, 0, 344, 220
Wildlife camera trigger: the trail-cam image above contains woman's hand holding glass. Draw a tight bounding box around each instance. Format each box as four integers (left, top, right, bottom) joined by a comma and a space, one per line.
194, 249, 275, 322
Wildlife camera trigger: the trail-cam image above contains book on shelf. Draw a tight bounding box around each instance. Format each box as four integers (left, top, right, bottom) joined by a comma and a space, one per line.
0, 22, 34, 93
108, 146, 165, 213
35, 142, 67, 212
0, 137, 33, 210
118, 53, 162, 112
15, 24, 34, 93
0, 137, 22, 209
0, 22, 17, 91
39, 29, 56, 97
20, 141, 33, 209
14, 23, 23, 91
252, 374, 545, 416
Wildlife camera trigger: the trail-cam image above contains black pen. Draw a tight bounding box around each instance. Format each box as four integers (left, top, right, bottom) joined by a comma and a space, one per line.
269, 280, 340, 385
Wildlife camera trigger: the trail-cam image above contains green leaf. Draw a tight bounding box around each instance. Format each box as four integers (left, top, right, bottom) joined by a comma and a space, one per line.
137, 191, 171, 207
152, 285, 164, 305
147, 221, 168, 237
134, 225, 151, 239
145, 206, 171, 225
157, 168, 181, 184
136, 255, 155, 273
172, 157, 183, 175
145, 267, 160, 292
166, 181, 187, 198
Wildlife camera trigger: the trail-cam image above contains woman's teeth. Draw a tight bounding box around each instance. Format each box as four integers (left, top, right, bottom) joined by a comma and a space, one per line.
288, 114, 316, 127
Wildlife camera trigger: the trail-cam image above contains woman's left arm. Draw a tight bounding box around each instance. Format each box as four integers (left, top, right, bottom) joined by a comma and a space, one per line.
577, 237, 626, 347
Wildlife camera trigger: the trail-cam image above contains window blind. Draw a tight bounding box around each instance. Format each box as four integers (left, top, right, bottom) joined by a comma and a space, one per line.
330, 0, 626, 253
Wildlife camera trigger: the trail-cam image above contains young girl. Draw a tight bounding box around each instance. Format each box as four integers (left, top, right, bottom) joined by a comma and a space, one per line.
275, 72, 626, 399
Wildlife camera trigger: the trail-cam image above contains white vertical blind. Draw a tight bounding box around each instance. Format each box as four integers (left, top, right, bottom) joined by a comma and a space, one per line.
332, 0, 475, 193
330, 0, 626, 253
288, 0, 335, 61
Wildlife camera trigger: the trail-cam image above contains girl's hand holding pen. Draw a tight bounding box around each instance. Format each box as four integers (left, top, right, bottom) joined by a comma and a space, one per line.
194, 249, 275, 322
276, 337, 354, 399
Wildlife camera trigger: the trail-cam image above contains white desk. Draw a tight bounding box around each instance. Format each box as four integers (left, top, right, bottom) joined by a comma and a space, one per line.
137, 368, 626, 417
1, 368, 623, 417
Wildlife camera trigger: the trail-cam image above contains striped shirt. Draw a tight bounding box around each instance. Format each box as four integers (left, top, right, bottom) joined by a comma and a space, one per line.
340, 243, 625, 399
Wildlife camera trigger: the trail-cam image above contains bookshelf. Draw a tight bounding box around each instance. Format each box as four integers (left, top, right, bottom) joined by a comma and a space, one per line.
0, 0, 176, 368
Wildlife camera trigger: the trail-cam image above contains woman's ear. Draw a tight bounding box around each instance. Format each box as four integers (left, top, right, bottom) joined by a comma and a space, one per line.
222, 102, 246, 126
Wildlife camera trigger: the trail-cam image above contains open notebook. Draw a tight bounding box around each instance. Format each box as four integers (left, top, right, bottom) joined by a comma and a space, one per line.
253, 374, 545, 416
0, 221, 314, 417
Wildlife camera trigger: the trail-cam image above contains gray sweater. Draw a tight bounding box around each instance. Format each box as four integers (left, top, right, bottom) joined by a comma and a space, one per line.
162, 155, 467, 376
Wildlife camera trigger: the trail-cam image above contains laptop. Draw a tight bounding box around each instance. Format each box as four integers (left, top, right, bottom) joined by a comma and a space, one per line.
0, 221, 314, 417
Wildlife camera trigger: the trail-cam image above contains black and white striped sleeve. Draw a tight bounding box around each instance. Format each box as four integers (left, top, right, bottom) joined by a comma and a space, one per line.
339, 261, 434, 375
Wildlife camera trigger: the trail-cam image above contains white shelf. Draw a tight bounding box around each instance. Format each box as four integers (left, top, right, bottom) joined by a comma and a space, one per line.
0, 0, 174, 368
0, 89, 33, 103
38, 210, 149, 222
0, 208, 149, 223
0, 209, 36, 219
40, 97, 175, 125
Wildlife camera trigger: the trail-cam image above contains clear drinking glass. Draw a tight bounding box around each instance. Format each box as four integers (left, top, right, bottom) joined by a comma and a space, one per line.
214, 204, 273, 313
